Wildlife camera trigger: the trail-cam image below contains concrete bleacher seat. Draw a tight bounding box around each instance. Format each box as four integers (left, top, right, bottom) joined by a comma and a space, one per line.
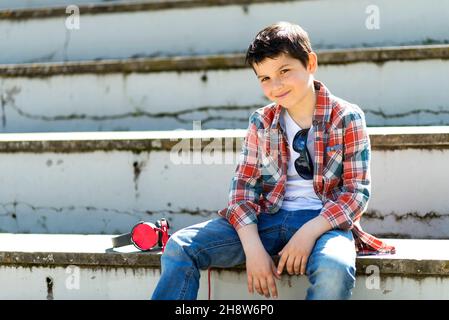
0, 233, 448, 299
0, 128, 448, 239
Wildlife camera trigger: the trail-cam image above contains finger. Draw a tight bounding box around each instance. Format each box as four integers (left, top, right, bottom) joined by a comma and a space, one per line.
286, 255, 295, 275
277, 254, 287, 275
293, 256, 301, 275
271, 262, 282, 280
300, 255, 309, 275
260, 278, 270, 298
254, 278, 263, 296
247, 274, 254, 294
267, 275, 278, 299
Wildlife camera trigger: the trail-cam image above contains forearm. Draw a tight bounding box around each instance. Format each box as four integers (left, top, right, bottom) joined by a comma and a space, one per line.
301, 215, 333, 239
237, 224, 264, 254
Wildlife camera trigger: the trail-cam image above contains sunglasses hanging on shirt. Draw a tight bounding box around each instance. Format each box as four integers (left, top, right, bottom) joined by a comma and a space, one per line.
292, 128, 314, 180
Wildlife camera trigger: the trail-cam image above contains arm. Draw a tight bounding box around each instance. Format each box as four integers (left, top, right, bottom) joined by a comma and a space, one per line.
217, 112, 263, 230
217, 112, 280, 298
320, 110, 371, 230
237, 224, 281, 299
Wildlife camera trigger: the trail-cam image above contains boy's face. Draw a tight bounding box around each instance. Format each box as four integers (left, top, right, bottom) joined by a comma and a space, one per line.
252, 52, 317, 110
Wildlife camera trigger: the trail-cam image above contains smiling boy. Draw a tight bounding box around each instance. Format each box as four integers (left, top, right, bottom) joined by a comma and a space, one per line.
152, 21, 395, 300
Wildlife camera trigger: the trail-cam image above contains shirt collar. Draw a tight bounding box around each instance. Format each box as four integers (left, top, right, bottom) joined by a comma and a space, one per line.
271, 79, 333, 131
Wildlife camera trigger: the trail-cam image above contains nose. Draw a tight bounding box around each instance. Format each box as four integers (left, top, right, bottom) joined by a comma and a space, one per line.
271, 78, 284, 92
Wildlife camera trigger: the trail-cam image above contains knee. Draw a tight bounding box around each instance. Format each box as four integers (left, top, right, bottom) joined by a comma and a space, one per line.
161, 229, 195, 261
307, 256, 356, 300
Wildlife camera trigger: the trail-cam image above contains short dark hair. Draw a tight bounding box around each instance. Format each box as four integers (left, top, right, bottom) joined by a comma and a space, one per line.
245, 21, 313, 69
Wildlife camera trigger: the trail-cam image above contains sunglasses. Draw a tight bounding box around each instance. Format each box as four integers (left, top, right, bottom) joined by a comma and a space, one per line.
292, 128, 314, 180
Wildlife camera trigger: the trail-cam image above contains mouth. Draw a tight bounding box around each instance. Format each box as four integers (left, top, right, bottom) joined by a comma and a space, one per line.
275, 91, 290, 99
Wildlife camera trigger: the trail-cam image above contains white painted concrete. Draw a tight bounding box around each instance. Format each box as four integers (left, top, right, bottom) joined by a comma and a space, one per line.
1, 0, 449, 64
1, 264, 447, 300
0, 265, 159, 300
1, 58, 449, 132
0, 130, 448, 237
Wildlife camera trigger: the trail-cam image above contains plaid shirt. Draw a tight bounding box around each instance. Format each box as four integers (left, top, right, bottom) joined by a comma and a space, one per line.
218, 80, 395, 256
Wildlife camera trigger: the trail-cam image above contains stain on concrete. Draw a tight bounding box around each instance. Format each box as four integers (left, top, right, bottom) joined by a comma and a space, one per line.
133, 160, 147, 198
46, 276, 54, 300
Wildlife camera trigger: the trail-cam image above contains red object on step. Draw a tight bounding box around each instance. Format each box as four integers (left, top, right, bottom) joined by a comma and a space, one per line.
131, 223, 159, 251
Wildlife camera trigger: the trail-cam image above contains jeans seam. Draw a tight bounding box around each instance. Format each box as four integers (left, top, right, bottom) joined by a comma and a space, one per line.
178, 266, 194, 299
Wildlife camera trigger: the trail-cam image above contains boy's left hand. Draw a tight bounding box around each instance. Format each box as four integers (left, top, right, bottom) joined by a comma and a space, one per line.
276, 226, 317, 276
277, 215, 332, 276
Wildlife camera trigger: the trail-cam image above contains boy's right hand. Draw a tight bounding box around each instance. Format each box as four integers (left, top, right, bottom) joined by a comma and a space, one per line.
245, 246, 281, 299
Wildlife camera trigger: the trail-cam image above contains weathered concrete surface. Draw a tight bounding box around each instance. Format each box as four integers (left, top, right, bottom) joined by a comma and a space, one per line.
1, 47, 448, 132
1, 236, 448, 276
1, 0, 449, 64
0, 236, 448, 299
0, 128, 448, 237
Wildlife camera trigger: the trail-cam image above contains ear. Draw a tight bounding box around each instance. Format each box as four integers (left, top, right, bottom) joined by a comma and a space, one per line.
307, 52, 318, 73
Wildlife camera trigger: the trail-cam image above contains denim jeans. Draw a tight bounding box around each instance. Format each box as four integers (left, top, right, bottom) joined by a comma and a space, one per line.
151, 208, 356, 300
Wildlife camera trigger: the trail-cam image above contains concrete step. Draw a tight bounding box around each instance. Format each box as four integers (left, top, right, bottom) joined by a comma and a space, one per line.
1, 0, 448, 64
0, 127, 448, 238
0, 233, 447, 299
1, 45, 449, 132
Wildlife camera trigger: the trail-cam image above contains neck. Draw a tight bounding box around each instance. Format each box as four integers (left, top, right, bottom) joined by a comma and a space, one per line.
287, 82, 316, 128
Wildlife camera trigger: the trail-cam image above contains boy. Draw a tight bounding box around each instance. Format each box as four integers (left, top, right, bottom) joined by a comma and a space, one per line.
152, 21, 395, 300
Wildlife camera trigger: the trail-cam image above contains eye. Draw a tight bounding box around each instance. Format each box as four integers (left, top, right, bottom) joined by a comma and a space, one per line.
280, 69, 290, 74
260, 77, 269, 82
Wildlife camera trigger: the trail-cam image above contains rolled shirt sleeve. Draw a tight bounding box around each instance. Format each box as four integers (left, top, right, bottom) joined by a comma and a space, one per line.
217, 112, 263, 230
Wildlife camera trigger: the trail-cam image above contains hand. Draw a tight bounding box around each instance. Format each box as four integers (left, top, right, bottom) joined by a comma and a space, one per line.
277, 226, 318, 276
246, 246, 281, 299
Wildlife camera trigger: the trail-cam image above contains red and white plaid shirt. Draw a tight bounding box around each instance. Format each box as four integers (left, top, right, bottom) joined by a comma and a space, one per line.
218, 80, 395, 256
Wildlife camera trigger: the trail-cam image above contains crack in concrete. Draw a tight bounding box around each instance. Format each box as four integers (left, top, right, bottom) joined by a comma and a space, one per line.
363, 210, 449, 224
63, 28, 71, 63
0, 201, 216, 219
366, 108, 449, 119
2, 88, 448, 126
3, 97, 255, 125
0, 86, 21, 128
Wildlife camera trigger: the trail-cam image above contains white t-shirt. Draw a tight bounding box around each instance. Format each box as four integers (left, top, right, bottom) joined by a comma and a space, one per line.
279, 108, 323, 211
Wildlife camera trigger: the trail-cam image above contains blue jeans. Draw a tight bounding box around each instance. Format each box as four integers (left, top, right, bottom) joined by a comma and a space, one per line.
151, 209, 356, 300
